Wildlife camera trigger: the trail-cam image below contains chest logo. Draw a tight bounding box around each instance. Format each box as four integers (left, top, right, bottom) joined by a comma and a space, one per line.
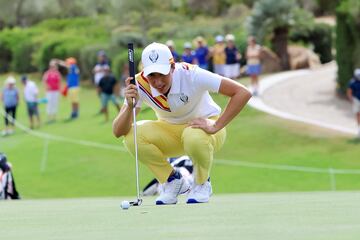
179, 93, 189, 104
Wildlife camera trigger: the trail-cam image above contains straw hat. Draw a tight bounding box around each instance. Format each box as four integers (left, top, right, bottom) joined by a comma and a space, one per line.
5, 76, 16, 85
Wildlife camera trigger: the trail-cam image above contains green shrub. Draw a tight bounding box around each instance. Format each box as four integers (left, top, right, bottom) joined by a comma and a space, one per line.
336, 0, 360, 94
290, 23, 333, 63
112, 47, 142, 79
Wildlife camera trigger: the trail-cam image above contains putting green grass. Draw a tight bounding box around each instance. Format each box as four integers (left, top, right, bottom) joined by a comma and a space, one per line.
1, 191, 360, 240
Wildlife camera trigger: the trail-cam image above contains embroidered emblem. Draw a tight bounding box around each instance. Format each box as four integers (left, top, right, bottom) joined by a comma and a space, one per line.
179, 93, 189, 104
149, 50, 159, 63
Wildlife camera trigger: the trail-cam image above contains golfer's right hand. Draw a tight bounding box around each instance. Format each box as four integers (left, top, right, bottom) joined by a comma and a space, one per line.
125, 77, 139, 107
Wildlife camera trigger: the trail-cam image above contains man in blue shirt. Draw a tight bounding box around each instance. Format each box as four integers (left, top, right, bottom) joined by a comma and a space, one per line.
347, 68, 360, 138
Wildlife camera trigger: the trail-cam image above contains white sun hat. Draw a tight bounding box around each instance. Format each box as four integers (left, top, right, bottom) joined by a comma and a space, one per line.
142, 42, 174, 76
225, 34, 235, 41
5, 76, 16, 85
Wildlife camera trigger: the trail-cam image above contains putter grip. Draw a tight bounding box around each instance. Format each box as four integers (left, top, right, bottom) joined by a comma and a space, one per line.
128, 43, 136, 85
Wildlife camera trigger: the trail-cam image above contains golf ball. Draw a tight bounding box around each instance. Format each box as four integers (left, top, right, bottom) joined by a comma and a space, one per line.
121, 200, 130, 210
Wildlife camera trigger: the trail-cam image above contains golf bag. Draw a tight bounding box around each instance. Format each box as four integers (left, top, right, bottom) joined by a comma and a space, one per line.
142, 156, 194, 196
0, 153, 20, 200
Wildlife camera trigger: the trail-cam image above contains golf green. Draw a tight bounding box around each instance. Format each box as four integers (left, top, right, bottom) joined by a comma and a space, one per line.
1, 191, 359, 240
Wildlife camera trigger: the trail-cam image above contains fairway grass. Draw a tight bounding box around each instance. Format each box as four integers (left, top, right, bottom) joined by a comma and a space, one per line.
1, 191, 360, 240
1, 75, 360, 198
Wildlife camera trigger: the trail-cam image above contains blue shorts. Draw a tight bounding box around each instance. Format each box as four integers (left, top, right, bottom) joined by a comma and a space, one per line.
100, 93, 118, 108
26, 102, 39, 117
246, 64, 261, 75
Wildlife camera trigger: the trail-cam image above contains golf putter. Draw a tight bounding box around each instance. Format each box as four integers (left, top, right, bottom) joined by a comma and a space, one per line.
128, 43, 142, 206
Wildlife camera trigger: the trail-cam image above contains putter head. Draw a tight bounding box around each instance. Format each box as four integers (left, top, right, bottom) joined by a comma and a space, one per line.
130, 198, 143, 206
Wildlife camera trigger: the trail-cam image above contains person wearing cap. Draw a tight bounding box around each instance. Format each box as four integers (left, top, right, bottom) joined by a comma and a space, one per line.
211, 35, 226, 76
224, 34, 241, 79
93, 51, 110, 87
194, 36, 210, 70
246, 36, 262, 96
113, 42, 251, 205
181, 42, 197, 64
42, 60, 62, 123
55, 57, 81, 119
21, 75, 40, 129
347, 68, 360, 138
165, 40, 180, 62
1, 76, 19, 136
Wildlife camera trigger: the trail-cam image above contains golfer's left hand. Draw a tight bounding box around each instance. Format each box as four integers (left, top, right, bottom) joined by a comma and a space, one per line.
188, 118, 219, 134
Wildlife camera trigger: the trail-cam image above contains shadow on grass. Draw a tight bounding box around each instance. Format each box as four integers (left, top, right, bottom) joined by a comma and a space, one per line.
347, 137, 360, 144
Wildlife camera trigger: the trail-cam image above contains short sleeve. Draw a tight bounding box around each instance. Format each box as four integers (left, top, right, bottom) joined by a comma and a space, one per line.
193, 67, 222, 93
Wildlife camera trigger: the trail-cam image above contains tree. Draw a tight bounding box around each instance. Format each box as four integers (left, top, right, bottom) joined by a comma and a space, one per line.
336, 0, 360, 93
246, 0, 304, 70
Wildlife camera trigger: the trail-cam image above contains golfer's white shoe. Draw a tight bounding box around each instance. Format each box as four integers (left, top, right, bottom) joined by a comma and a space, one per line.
156, 171, 190, 205
186, 179, 212, 204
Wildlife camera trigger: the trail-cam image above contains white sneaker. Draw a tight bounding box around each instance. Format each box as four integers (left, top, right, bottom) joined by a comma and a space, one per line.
155, 171, 190, 205
187, 180, 212, 204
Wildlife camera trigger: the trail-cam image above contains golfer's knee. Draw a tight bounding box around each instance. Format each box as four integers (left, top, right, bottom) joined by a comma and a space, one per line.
182, 128, 212, 153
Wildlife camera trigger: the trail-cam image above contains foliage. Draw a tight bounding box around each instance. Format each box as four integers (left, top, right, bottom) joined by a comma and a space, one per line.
0, 17, 111, 75
290, 23, 333, 63
336, 0, 360, 93
112, 47, 142, 79
246, 0, 299, 43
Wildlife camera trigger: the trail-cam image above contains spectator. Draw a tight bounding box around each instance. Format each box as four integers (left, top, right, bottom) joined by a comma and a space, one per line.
1, 76, 19, 136
21, 75, 40, 129
194, 36, 210, 70
93, 50, 110, 87
181, 42, 197, 64
43, 60, 62, 123
224, 34, 241, 79
347, 68, 360, 138
0, 153, 20, 200
57, 57, 80, 119
166, 40, 180, 62
246, 36, 262, 96
211, 35, 226, 76
98, 68, 120, 122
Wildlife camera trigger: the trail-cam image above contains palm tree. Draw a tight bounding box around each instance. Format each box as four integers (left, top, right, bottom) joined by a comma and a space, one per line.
246, 0, 300, 70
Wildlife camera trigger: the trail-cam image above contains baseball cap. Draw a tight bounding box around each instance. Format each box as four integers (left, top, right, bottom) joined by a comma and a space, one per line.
215, 35, 224, 42
165, 40, 174, 47
354, 68, 360, 79
183, 42, 192, 49
142, 42, 174, 76
66, 57, 77, 65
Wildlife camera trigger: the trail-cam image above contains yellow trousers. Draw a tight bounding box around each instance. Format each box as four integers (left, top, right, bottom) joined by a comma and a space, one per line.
124, 119, 226, 184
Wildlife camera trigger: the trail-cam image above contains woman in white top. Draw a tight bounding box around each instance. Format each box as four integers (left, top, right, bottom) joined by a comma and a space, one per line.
246, 36, 262, 96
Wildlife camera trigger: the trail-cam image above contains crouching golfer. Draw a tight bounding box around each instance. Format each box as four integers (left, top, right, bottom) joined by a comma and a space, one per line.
113, 42, 251, 205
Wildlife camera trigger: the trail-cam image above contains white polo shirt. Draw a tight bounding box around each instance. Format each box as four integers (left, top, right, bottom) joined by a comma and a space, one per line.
132, 63, 222, 124
23, 80, 39, 103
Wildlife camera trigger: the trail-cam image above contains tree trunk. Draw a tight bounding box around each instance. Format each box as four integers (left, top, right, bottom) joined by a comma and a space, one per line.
272, 27, 290, 70
15, 0, 25, 26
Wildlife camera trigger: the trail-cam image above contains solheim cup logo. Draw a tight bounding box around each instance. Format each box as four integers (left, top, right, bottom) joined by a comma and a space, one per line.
149, 50, 159, 63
